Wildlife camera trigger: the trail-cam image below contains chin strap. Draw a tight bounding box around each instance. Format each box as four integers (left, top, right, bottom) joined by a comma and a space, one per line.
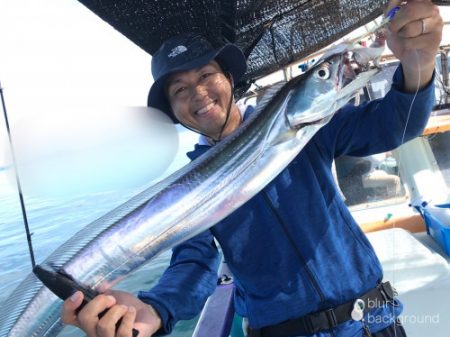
210, 89, 234, 144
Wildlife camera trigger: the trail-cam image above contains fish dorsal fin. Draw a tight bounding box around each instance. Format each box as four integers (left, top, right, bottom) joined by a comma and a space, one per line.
252, 81, 287, 115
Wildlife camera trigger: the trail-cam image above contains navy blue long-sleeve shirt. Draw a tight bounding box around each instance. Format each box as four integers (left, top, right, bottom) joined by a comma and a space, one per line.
139, 67, 435, 336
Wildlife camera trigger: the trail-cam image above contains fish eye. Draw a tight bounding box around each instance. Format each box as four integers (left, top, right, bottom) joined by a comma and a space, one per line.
315, 66, 330, 80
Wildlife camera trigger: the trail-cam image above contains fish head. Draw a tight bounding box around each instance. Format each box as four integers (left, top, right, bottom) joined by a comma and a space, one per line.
286, 44, 381, 128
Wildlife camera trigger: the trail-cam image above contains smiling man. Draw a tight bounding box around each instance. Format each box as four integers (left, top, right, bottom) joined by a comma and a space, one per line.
148, 34, 246, 143
62, 1, 443, 337
164, 60, 242, 142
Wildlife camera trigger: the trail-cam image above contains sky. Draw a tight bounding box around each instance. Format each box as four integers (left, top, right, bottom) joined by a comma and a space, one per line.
0, 0, 199, 195
0, 0, 150, 112
0, 1, 449, 196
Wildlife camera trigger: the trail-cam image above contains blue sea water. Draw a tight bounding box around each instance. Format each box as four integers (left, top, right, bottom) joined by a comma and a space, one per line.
0, 173, 198, 337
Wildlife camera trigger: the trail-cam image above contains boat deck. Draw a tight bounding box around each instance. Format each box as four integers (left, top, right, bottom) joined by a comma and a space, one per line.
367, 228, 450, 337
193, 228, 450, 337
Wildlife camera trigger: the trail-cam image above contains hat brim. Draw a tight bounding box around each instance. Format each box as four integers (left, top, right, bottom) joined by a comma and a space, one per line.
147, 44, 247, 123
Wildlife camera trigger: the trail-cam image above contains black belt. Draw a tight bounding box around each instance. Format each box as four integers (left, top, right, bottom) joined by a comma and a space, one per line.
250, 282, 396, 337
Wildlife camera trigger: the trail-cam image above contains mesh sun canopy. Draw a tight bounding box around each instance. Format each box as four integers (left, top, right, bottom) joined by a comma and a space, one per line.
77, 0, 449, 90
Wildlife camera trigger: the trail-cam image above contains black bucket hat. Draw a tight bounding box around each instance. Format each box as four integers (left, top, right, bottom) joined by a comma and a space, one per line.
147, 33, 247, 123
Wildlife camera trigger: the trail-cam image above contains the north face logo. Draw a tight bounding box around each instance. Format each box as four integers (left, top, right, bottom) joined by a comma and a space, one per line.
168, 45, 188, 58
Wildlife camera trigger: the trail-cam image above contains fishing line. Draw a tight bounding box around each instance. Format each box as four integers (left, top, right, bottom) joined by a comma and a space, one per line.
358, 6, 427, 334
0, 81, 36, 269
212, 73, 236, 144
390, 45, 443, 336
348, 6, 425, 334
391, 48, 422, 337
399, 52, 422, 146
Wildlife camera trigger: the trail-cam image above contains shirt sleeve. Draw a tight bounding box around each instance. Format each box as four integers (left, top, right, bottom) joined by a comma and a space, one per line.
137, 229, 221, 335
314, 65, 436, 159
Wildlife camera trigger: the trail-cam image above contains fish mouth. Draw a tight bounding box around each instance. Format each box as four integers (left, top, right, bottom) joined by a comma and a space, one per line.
341, 50, 381, 84
337, 49, 381, 99
347, 45, 384, 76
338, 67, 380, 103
320, 42, 383, 85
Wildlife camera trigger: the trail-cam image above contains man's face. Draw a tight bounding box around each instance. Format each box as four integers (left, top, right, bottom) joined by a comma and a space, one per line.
166, 61, 236, 138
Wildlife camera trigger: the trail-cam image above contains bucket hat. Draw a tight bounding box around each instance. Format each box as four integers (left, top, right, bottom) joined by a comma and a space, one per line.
147, 33, 247, 123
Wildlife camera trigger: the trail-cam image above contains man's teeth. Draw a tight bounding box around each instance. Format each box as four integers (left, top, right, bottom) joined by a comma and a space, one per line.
196, 101, 216, 115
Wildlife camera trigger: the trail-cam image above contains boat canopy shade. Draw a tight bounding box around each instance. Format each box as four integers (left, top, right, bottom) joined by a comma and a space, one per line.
77, 0, 450, 94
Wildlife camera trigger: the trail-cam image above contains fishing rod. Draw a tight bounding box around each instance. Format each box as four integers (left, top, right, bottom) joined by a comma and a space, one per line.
0, 80, 36, 269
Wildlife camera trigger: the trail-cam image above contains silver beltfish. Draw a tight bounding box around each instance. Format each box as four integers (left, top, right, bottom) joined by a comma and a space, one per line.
0, 45, 380, 337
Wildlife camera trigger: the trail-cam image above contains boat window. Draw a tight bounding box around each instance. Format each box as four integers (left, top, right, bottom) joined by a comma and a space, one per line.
355, 56, 447, 108
427, 131, 450, 188
334, 152, 408, 208
363, 62, 398, 102
435, 52, 450, 108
